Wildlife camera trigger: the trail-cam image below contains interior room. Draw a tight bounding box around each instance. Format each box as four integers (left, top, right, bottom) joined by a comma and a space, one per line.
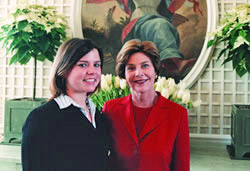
0, 0, 249, 170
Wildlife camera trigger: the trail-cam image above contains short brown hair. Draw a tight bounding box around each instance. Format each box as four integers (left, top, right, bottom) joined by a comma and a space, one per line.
116, 39, 160, 79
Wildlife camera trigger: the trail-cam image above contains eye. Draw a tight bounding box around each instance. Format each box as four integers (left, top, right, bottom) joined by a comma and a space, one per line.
126, 66, 135, 71
94, 63, 101, 67
78, 63, 87, 67
142, 63, 149, 68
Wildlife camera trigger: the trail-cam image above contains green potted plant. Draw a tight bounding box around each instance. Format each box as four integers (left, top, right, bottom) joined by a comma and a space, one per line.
0, 3, 69, 143
0, 4, 69, 99
207, 4, 250, 77
207, 4, 250, 159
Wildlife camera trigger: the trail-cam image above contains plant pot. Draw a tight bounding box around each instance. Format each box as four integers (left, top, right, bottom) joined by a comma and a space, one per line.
3, 98, 47, 144
228, 104, 250, 159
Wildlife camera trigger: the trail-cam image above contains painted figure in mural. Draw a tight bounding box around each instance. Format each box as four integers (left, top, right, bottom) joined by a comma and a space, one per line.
103, 39, 190, 171
86, 0, 203, 81
21, 38, 110, 171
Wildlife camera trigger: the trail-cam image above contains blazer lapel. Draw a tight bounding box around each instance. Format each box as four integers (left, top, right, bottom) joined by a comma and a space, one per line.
119, 95, 139, 145
139, 95, 170, 140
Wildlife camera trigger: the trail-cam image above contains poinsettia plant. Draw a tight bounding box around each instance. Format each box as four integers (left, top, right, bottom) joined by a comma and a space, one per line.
0, 4, 69, 100
91, 74, 201, 111
207, 4, 250, 77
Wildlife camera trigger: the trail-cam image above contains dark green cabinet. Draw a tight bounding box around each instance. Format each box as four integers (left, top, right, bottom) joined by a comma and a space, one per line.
231, 104, 250, 159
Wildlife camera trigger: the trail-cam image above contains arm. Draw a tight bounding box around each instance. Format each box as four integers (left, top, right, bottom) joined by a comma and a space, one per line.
171, 108, 190, 171
21, 110, 49, 171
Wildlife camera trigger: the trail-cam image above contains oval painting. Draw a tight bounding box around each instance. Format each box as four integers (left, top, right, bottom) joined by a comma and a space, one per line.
80, 0, 213, 84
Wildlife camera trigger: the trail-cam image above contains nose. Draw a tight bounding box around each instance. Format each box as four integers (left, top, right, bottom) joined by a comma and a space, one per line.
87, 65, 96, 74
135, 67, 144, 77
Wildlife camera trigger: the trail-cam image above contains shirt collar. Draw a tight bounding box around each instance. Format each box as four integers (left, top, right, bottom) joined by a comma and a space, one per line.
54, 94, 96, 114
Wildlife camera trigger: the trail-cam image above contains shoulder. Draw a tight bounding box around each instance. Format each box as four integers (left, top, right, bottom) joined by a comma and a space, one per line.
158, 94, 187, 116
104, 95, 128, 107
102, 95, 129, 115
22, 100, 59, 135
25, 100, 59, 124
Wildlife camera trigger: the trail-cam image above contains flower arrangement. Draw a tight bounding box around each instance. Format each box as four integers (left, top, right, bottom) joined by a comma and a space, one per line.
0, 3, 69, 100
91, 74, 201, 111
207, 4, 250, 77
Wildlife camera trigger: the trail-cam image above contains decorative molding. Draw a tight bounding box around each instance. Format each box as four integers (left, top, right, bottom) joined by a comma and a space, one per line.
183, 0, 218, 88
72, 0, 83, 38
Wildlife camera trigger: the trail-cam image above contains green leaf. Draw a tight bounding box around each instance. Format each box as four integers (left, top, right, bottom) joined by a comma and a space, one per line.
245, 30, 250, 42
9, 53, 19, 65
238, 47, 246, 60
222, 24, 232, 35
207, 39, 215, 48
239, 30, 247, 38
216, 48, 227, 62
35, 29, 45, 37
223, 56, 233, 65
231, 55, 239, 69
37, 54, 46, 61
229, 30, 239, 46
245, 52, 250, 72
235, 66, 247, 77
7, 28, 16, 37
17, 46, 29, 64
17, 20, 28, 31
39, 36, 50, 52
22, 33, 30, 43
19, 53, 31, 64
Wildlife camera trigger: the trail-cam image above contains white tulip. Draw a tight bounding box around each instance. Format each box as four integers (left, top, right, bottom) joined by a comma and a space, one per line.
105, 74, 112, 86
101, 75, 110, 91
177, 88, 184, 99
167, 78, 176, 88
168, 86, 176, 96
159, 77, 166, 87
182, 90, 191, 104
161, 88, 169, 99
114, 76, 120, 89
167, 78, 176, 95
155, 82, 163, 92
172, 90, 177, 99
120, 79, 127, 89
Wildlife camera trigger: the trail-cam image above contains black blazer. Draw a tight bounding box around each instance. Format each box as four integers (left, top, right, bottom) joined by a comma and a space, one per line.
22, 100, 110, 171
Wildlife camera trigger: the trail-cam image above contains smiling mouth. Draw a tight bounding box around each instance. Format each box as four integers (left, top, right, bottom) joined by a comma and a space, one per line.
84, 78, 96, 82
134, 79, 148, 84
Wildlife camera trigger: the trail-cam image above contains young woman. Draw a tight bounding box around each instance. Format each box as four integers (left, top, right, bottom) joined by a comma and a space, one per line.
103, 39, 190, 171
21, 38, 110, 171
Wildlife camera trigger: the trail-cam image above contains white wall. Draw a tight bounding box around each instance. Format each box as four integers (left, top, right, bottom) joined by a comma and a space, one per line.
0, 0, 249, 141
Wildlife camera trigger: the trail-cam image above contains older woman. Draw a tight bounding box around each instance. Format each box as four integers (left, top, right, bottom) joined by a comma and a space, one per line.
103, 39, 190, 171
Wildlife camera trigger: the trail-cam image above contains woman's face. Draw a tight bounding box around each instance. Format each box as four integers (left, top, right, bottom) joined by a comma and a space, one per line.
66, 48, 101, 96
125, 52, 156, 93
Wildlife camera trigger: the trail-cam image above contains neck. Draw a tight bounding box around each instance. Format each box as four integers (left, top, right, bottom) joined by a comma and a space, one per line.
67, 91, 87, 108
131, 90, 157, 108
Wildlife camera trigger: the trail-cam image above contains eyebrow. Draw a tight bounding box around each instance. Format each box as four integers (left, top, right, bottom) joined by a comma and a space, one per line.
77, 60, 101, 63
126, 61, 150, 65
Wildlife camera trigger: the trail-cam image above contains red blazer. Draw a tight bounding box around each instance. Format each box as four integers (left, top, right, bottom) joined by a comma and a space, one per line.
103, 93, 190, 171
